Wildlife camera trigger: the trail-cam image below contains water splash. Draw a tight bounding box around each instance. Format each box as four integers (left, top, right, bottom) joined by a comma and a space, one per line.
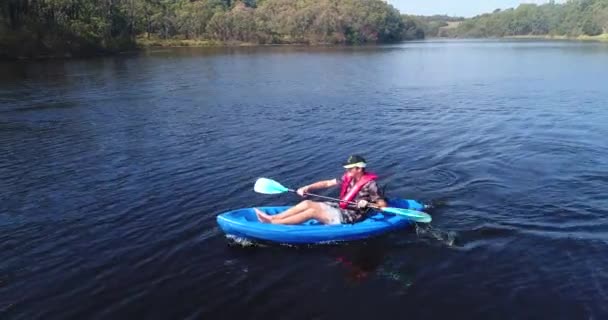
415, 223, 458, 247
225, 235, 263, 248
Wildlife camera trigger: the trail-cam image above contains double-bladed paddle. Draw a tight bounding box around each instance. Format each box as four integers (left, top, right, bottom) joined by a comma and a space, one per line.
253, 177, 432, 223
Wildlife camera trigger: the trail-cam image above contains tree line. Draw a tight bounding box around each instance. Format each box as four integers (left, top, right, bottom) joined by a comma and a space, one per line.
448, 0, 608, 38
0, 0, 426, 59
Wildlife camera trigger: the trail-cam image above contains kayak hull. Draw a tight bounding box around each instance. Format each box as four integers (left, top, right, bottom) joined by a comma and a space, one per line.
216, 199, 426, 244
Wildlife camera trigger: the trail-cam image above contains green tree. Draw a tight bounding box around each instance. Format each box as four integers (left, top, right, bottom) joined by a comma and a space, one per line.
1, 0, 428, 59
450, 0, 608, 38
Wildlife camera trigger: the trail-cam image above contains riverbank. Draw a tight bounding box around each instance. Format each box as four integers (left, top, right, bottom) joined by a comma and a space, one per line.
136, 36, 229, 48
135, 36, 358, 48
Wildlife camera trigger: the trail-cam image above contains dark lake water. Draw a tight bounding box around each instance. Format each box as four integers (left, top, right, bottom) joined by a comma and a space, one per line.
1, 39, 608, 319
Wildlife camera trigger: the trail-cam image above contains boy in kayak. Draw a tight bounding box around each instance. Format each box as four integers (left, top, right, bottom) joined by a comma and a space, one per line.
255, 155, 387, 225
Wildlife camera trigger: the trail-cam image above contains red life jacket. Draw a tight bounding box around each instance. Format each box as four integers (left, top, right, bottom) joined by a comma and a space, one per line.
339, 173, 378, 209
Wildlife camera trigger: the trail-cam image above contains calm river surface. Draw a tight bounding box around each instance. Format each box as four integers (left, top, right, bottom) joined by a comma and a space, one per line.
1, 39, 608, 319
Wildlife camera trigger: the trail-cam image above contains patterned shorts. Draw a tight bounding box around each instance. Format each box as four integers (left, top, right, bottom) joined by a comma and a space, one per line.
318, 202, 363, 224
318, 202, 344, 225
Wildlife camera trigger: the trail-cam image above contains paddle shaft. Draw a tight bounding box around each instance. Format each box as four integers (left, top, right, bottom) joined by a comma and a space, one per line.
287, 189, 381, 210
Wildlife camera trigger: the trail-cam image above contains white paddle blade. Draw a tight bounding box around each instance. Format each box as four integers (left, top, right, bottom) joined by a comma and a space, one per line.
254, 178, 289, 194
382, 207, 432, 223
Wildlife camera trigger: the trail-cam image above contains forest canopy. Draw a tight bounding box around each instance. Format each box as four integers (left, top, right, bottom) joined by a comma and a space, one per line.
0, 0, 426, 59
448, 0, 608, 38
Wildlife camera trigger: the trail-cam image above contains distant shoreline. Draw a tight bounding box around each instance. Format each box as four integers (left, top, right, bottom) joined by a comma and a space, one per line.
504, 34, 608, 42
134, 36, 407, 49
4, 35, 607, 60
422, 34, 608, 43
137, 34, 608, 49
136, 37, 247, 48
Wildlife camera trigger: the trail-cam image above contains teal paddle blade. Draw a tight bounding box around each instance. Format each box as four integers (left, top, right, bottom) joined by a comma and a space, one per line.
381, 207, 432, 223
254, 178, 289, 194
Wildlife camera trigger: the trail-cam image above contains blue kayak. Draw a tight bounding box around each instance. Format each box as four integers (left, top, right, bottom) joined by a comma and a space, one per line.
216, 199, 426, 244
